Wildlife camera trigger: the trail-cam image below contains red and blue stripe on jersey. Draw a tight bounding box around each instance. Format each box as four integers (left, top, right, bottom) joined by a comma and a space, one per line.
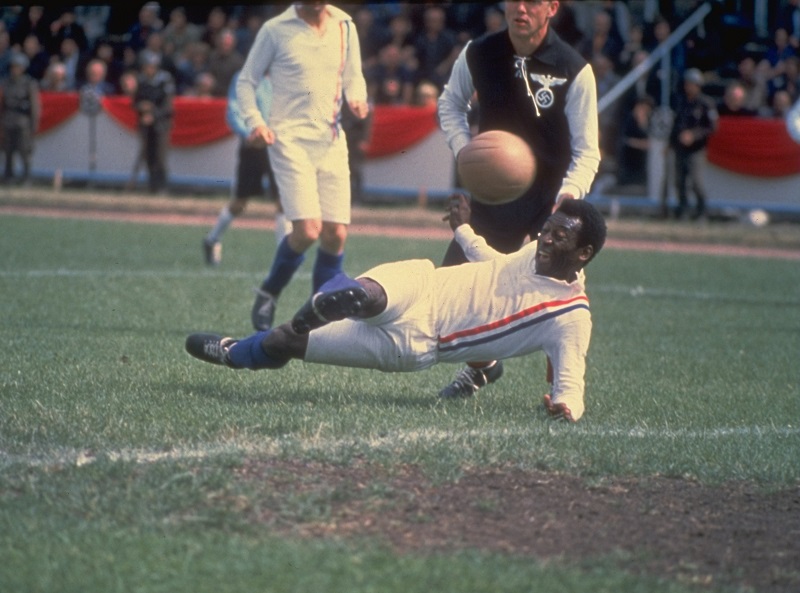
437, 294, 589, 354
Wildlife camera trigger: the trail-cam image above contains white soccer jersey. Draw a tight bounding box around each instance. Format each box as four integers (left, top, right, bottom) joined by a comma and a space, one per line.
236, 5, 367, 140
306, 226, 592, 419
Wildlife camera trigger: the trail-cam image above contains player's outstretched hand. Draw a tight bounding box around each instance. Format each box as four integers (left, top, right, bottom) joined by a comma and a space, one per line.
543, 394, 575, 423
443, 192, 471, 230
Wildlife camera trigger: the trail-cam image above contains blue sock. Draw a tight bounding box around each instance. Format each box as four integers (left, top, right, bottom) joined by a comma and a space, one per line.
312, 248, 344, 292
262, 237, 305, 297
227, 331, 288, 370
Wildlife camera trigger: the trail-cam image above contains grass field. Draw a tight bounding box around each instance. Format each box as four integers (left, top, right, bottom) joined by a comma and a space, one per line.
1, 211, 799, 593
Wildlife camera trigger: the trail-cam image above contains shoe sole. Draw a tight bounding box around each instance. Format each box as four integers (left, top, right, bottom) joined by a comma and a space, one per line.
291, 286, 368, 334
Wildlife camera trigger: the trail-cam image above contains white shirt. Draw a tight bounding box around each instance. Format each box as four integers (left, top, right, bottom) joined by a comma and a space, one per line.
236, 4, 367, 140
434, 224, 592, 418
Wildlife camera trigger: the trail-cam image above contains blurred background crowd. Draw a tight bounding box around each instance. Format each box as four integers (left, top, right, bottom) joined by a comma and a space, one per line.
1, 1, 799, 188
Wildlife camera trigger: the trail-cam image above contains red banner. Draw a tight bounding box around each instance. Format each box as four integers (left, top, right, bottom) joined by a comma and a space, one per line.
364, 104, 438, 158
37, 92, 80, 134
707, 116, 800, 177
37, 92, 438, 155
101, 95, 230, 146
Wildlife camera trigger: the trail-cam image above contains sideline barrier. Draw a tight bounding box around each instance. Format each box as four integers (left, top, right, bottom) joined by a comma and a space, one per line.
31, 92, 454, 198
30, 93, 800, 210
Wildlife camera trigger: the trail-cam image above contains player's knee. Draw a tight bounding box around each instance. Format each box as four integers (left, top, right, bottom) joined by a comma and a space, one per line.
291, 220, 322, 245
320, 224, 347, 251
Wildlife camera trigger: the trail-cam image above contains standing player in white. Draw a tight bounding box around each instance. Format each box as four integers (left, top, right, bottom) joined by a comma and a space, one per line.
186, 195, 608, 423
236, 2, 369, 331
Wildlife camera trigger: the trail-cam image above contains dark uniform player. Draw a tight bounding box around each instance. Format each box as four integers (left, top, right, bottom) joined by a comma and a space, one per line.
203, 72, 285, 266
133, 50, 175, 194
436, 0, 600, 399
1, 52, 41, 185
668, 68, 717, 220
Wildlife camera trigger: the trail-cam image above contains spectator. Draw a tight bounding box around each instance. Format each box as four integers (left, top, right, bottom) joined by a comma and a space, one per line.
668, 68, 717, 220
234, 10, 267, 57
593, 52, 622, 169
173, 40, 211, 95
56, 37, 83, 90
10, 5, 53, 51
483, 5, 506, 35
118, 68, 146, 188
644, 14, 685, 92
142, 30, 179, 84
383, 13, 415, 54
413, 5, 459, 91
92, 40, 125, 94
351, 6, 384, 71
119, 69, 138, 98
616, 95, 653, 186
161, 6, 201, 57
776, 0, 800, 51
133, 49, 175, 194
367, 43, 415, 105
207, 27, 244, 97
20, 34, 49, 81
414, 79, 439, 107
781, 55, 800, 101
0, 28, 12, 80
717, 80, 758, 117
446, 3, 487, 44
763, 28, 798, 102
73, 6, 110, 51
735, 54, 769, 115
578, 9, 624, 70
200, 6, 227, 49
763, 26, 796, 74
771, 89, 794, 118
551, 0, 584, 47
1, 52, 40, 185
79, 58, 114, 128
185, 71, 216, 98
81, 58, 115, 99
617, 21, 645, 74
40, 61, 70, 92
121, 46, 140, 79
126, 2, 163, 53
601, 0, 632, 46
49, 8, 89, 54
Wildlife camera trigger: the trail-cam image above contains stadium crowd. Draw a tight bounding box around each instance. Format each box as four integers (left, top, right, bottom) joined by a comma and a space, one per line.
1, 2, 799, 188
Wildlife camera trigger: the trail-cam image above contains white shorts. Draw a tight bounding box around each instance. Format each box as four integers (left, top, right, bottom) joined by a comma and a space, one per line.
268, 133, 351, 223
304, 259, 439, 372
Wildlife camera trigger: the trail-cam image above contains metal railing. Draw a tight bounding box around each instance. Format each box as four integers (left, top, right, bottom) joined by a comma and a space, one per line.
597, 2, 713, 113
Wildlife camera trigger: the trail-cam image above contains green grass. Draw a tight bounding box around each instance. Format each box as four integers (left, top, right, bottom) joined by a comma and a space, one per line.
1, 214, 799, 592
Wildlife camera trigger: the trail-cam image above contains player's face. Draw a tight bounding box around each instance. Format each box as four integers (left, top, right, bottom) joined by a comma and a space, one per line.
535, 211, 586, 281
505, 1, 559, 40
297, 2, 326, 15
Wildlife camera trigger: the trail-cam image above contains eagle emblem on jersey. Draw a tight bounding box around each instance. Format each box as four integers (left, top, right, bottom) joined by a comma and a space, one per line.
514, 56, 566, 116
528, 73, 566, 109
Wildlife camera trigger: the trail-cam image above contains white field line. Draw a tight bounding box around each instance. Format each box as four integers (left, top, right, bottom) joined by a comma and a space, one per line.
2, 268, 798, 307
1, 425, 798, 470
0, 268, 313, 281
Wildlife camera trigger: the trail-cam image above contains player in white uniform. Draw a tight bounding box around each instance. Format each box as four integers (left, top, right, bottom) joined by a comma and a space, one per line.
236, 2, 369, 331
186, 195, 607, 422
